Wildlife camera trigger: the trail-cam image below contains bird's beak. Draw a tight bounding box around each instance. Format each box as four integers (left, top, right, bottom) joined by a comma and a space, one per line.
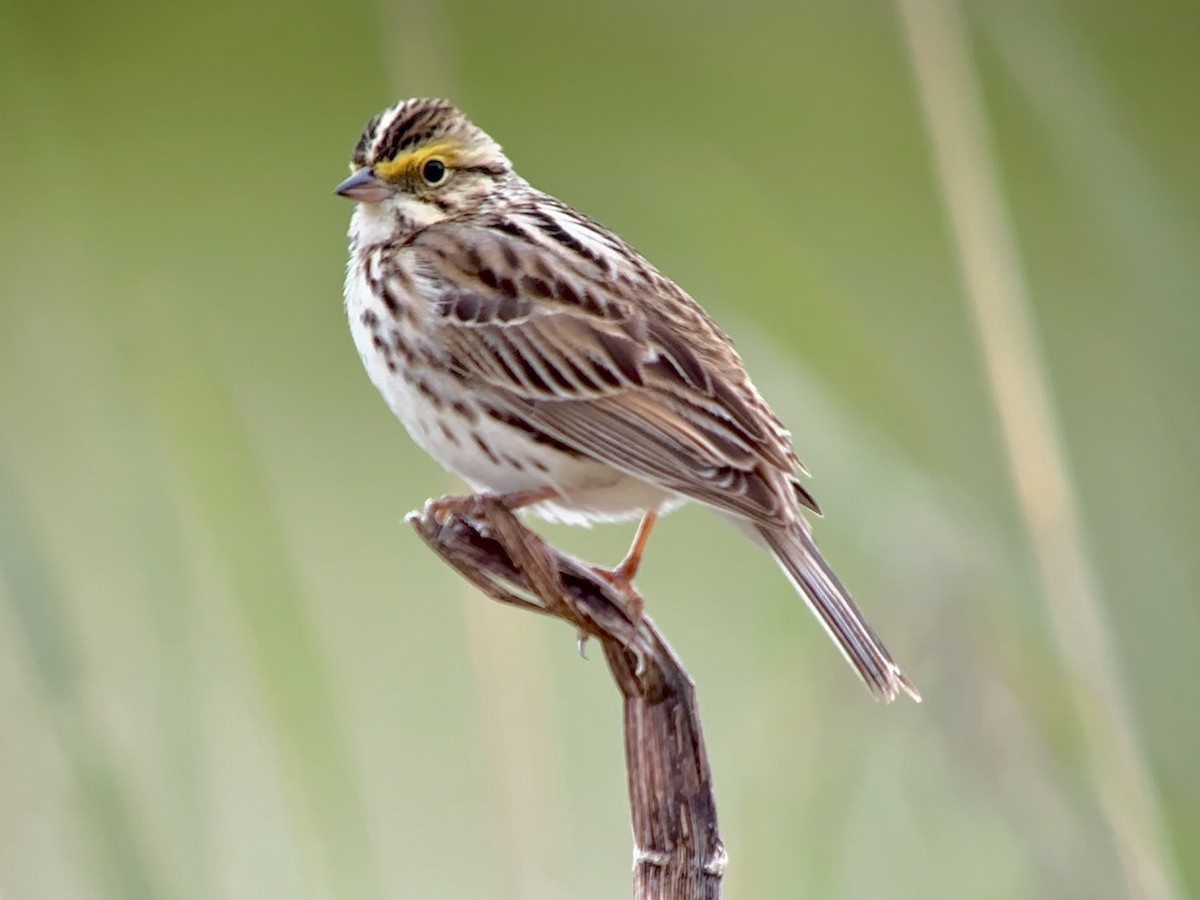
335, 168, 392, 202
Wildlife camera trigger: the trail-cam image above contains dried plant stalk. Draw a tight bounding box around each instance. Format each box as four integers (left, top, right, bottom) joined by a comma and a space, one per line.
410, 496, 726, 900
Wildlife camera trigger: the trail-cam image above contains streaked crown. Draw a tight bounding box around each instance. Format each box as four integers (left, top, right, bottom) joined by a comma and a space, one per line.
351, 98, 511, 184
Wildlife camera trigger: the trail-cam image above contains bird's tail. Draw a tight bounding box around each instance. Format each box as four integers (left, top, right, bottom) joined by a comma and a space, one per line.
758, 524, 920, 703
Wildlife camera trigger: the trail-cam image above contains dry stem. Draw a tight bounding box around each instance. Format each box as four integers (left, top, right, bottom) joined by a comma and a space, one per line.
409, 495, 726, 900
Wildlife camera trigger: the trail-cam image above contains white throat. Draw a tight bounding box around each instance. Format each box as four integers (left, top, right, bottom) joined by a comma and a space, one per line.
349, 197, 444, 247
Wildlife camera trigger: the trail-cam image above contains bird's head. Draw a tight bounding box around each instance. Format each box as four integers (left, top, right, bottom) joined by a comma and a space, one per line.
336, 98, 513, 240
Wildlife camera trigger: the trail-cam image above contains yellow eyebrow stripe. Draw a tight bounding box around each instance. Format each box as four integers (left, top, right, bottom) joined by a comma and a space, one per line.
373, 140, 462, 181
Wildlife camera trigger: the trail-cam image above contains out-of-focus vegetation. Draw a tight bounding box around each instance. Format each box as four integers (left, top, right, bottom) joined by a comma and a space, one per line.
1, 0, 1197, 897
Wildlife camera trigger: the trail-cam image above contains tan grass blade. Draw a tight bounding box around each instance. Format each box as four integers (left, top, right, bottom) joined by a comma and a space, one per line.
894, 2, 1181, 897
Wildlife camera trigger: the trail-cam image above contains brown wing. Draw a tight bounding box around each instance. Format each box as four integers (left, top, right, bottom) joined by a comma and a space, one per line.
405, 216, 818, 525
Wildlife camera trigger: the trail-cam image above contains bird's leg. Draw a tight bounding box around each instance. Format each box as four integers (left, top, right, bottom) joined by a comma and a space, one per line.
593, 509, 659, 626
613, 509, 659, 587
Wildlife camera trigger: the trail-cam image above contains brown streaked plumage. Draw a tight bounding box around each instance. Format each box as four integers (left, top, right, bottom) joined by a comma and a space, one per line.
337, 98, 919, 702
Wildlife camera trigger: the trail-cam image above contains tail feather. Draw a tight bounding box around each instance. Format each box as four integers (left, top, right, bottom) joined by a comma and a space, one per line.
759, 524, 920, 703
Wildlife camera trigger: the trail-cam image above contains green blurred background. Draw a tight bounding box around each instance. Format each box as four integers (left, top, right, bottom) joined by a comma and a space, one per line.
1, 0, 1197, 897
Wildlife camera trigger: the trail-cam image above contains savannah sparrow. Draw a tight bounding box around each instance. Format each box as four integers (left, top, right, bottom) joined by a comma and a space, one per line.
337, 98, 919, 703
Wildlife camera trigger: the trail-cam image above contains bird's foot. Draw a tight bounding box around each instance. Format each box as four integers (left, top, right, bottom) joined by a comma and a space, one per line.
591, 563, 646, 631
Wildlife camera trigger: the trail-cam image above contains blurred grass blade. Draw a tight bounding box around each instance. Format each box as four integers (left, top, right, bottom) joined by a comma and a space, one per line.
134, 330, 381, 900
977, 0, 1200, 318
131, 451, 213, 900
894, 1, 1181, 897
0, 459, 168, 900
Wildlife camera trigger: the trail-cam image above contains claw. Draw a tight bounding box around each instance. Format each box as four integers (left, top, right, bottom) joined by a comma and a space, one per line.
633, 648, 647, 678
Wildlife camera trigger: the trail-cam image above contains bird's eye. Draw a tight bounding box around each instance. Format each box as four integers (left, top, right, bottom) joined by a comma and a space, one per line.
421, 159, 447, 185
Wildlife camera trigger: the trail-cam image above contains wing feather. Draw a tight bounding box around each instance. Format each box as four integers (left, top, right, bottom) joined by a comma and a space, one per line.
405, 216, 816, 523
